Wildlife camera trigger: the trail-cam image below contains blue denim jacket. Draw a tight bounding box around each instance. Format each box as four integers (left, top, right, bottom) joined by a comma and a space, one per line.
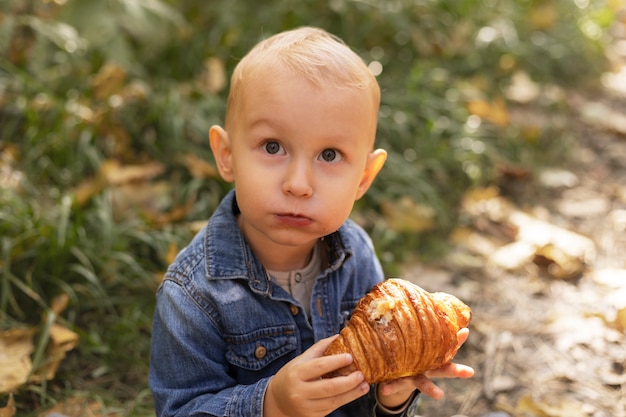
149, 190, 417, 416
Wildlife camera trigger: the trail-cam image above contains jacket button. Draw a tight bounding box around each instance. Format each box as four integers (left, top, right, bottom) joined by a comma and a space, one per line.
289, 304, 299, 316
255, 344, 267, 359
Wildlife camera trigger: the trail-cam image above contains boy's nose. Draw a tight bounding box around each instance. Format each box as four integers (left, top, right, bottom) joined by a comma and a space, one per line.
283, 160, 313, 197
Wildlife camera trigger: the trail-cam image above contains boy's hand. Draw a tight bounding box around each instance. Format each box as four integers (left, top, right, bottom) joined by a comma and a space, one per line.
264, 336, 370, 417
377, 328, 474, 408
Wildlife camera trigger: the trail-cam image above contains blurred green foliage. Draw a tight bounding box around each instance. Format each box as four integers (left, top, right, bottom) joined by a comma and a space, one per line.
0, 0, 616, 414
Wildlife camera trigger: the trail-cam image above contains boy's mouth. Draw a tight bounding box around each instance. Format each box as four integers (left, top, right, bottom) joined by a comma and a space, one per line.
275, 213, 313, 227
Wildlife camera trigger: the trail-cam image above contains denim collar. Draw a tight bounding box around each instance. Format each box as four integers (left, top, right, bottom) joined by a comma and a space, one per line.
205, 190, 352, 297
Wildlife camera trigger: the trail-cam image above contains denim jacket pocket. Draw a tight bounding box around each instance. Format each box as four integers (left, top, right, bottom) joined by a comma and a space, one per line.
225, 325, 298, 372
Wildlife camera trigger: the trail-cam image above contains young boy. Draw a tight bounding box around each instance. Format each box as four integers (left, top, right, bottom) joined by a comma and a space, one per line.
149, 27, 473, 417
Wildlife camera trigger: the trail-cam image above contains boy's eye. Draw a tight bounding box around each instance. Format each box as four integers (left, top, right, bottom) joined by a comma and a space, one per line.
319, 148, 340, 162
264, 141, 282, 155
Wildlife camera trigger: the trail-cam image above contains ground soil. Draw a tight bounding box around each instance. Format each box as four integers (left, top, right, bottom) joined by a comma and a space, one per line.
402, 86, 626, 416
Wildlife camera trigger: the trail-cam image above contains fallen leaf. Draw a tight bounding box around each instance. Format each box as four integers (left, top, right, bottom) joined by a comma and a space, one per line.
198, 57, 226, 94
0, 328, 35, 394
0, 394, 15, 417
505, 71, 540, 103
451, 226, 500, 257
165, 241, 180, 265
381, 197, 435, 233
467, 97, 509, 127
50, 293, 70, 316
613, 306, 626, 333
489, 240, 537, 270
91, 63, 127, 100
38, 396, 123, 417
110, 181, 172, 221
529, 2, 558, 30
533, 243, 585, 280
460, 186, 512, 220
509, 211, 596, 264
517, 394, 588, 417
71, 176, 106, 207
100, 160, 165, 185
497, 162, 531, 181
580, 101, 626, 135
32, 323, 79, 383
180, 153, 219, 179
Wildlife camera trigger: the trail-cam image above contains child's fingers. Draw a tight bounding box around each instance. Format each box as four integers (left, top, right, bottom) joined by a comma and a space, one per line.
300, 351, 355, 382
457, 327, 470, 346
425, 362, 474, 379
301, 335, 339, 358
310, 371, 370, 401
289, 336, 356, 382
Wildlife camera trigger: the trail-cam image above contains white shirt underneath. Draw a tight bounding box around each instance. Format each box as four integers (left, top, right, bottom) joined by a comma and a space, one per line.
268, 242, 322, 319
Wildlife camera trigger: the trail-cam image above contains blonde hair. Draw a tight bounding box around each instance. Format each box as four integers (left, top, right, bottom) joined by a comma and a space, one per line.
225, 27, 380, 129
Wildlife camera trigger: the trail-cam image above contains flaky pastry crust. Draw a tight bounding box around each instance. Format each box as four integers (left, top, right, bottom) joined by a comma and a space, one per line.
323, 279, 471, 383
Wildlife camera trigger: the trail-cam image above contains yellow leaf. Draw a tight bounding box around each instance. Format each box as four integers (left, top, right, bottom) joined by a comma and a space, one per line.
0, 328, 35, 394
32, 324, 79, 383
530, 2, 558, 30
467, 97, 509, 127
165, 241, 180, 265
613, 306, 626, 333
100, 160, 165, 186
50, 293, 70, 316
533, 243, 585, 280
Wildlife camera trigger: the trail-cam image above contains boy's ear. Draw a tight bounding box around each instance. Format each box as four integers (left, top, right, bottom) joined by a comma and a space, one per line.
355, 148, 387, 200
209, 125, 235, 182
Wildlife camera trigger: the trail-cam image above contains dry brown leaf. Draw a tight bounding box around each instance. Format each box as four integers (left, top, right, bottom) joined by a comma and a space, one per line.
91, 63, 127, 100
198, 57, 227, 94
180, 153, 219, 179
467, 97, 509, 127
517, 394, 588, 417
144, 201, 194, 226
50, 293, 70, 316
533, 243, 585, 280
460, 186, 512, 220
0, 328, 35, 394
72, 160, 165, 207
110, 181, 171, 221
38, 396, 123, 417
381, 197, 435, 233
32, 323, 79, 383
529, 2, 558, 30
450, 226, 500, 257
613, 306, 626, 333
100, 159, 165, 185
509, 211, 596, 264
460, 187, 596, 274
72, 176, 106, 207
0, 394, 15, 417
165, 241, 180, 266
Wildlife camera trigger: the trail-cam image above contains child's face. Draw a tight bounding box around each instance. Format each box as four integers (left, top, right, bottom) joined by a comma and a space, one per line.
210, 69, 386, 259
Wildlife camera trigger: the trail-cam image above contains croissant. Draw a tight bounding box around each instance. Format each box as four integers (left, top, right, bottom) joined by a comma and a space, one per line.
323, 278, 471, 383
